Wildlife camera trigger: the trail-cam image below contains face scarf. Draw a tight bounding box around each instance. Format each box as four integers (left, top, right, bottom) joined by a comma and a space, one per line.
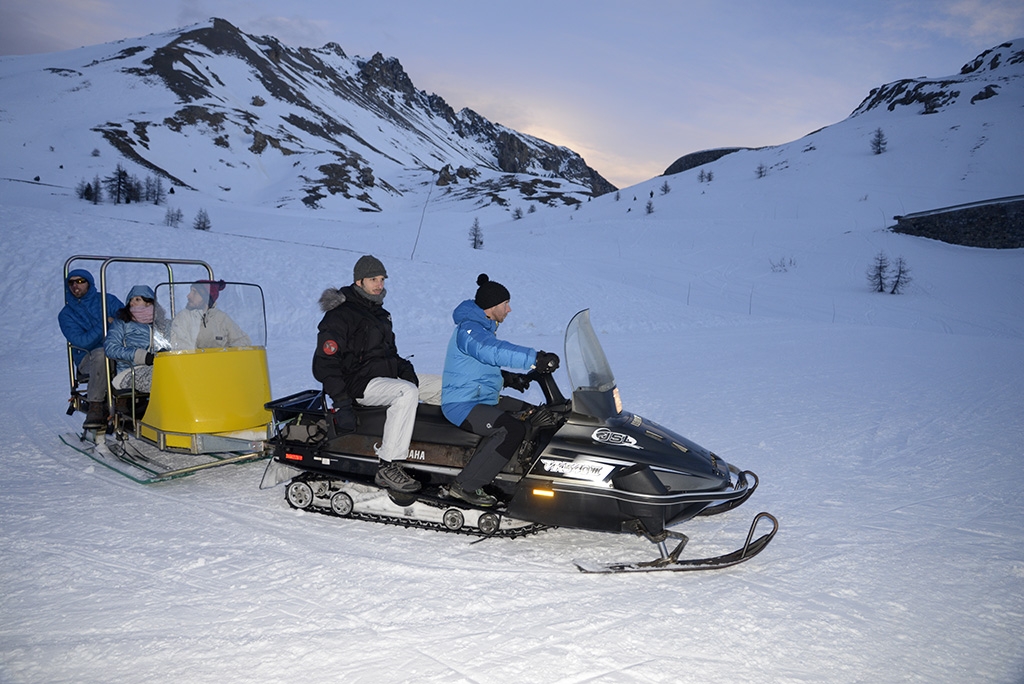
131, 303, 154, 324
353, 284, 386, 304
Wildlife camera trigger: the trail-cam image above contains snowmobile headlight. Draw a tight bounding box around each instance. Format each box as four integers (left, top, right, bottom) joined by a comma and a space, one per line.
532, 488, 555, 498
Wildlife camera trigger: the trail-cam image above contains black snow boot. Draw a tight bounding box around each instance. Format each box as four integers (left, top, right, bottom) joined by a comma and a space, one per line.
83, 402, 106, 430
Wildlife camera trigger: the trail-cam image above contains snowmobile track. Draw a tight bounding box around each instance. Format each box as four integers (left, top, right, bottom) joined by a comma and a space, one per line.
284, 471, 550, 540
295, 497, 551, 540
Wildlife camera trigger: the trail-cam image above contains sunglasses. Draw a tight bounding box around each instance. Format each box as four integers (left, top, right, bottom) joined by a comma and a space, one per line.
68, 278, 88, 285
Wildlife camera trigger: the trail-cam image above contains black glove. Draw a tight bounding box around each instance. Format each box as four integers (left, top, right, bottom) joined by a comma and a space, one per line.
329, 399, 357, 435
502, 370, 532, 392
533, 351, 560, 374
144, 352, 155, 366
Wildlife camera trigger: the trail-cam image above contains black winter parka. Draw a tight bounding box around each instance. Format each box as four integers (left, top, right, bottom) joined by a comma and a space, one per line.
312, 285, 417, 407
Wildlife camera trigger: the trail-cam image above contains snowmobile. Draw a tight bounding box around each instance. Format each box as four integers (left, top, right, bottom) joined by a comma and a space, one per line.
262, 309, 778, 572
61, 255, 273, 483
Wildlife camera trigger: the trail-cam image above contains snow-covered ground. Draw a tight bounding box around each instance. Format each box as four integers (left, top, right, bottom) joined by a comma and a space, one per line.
2, 38, 1024, 684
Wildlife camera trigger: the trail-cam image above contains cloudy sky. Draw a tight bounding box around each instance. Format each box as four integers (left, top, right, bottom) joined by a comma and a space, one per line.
2, 0, 1022, 188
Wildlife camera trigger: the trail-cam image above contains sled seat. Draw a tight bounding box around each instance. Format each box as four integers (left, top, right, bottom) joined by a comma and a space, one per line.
111, 386, 150, 427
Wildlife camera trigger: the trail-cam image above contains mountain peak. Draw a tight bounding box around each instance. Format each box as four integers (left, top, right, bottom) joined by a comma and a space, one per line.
960, 38, 1024, 75
850, 38, 1024, 117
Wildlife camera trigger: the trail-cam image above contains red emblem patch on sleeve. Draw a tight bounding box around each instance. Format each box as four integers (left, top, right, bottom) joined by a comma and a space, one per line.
322, 339, 339, 355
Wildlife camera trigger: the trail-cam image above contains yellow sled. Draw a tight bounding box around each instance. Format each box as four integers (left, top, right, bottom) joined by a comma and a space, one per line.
62, 255, 272, 483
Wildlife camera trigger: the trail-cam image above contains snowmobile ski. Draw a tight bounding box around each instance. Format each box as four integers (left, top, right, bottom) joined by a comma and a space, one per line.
573, 512, 778, 573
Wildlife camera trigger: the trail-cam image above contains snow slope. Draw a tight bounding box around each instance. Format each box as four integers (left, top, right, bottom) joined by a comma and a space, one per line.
2, 38, 1024, 684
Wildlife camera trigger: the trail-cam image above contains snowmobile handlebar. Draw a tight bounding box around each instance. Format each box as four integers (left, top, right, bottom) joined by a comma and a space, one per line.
528, 368, 567, 407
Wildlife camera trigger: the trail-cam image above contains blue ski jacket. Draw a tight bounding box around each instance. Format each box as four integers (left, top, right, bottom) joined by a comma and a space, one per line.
104, 285, 169, 374
58, 269, 124, 366
441, 299, 537, 426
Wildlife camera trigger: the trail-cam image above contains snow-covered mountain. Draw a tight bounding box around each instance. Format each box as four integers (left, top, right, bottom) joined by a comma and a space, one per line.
2, 27, 1022, 230
663, 39, 1023, 214
0, 18, 614, 214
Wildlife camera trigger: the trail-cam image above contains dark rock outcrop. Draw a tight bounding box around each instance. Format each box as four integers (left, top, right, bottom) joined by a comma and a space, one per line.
664, 148, 747, 175
892, 197, 1024, 249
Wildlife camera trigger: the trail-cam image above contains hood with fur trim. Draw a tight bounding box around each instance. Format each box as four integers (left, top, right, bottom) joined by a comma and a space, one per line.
319, 287, 347, 312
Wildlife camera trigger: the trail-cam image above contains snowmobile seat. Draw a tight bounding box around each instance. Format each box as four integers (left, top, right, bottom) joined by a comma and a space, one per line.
266, 390, 480, 449
354, 403, 481, 448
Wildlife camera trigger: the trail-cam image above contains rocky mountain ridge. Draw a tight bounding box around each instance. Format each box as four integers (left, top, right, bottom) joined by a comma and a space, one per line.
851, 40, 1024, 116
3, 18, 614, 213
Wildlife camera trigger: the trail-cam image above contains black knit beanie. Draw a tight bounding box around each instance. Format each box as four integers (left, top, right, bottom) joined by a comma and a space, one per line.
474, 274, 510, 310
353, 255, 387, 282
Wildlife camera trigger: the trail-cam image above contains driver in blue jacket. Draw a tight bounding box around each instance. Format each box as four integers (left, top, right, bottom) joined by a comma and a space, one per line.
441, 274, 559, 506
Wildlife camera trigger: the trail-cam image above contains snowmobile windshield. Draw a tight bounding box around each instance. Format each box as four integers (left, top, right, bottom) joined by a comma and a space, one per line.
564, 309, 622, 420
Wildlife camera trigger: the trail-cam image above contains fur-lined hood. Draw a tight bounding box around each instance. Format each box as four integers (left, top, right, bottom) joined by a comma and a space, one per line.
319, 284, 386, 312
319, 287, 347, 312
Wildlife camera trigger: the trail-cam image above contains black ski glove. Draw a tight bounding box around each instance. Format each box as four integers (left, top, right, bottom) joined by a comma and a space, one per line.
144, 352, 155, 366
502, 370, 532, 392
329, 399, 357, 435
533, 351, 560, 374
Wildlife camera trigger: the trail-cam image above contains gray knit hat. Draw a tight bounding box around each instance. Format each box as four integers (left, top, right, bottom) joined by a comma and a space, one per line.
353, 255, 387, 282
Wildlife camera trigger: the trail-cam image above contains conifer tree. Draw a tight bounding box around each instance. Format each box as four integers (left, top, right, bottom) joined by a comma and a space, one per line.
193, 208, 212, 231
867, 251, 890, 292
